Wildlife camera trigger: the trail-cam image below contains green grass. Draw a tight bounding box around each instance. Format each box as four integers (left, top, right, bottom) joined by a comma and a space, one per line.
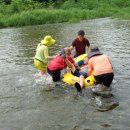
0, 0, 130, 28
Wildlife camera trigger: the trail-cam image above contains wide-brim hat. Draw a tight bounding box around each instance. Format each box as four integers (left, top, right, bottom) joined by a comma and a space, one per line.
87, 46, 103, 58
41, 35, 56, 46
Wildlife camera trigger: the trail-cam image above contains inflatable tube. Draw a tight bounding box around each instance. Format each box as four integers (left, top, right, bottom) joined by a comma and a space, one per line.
62, 72, 96, 87
62, 54, 96, 87
75, 53, 87, 63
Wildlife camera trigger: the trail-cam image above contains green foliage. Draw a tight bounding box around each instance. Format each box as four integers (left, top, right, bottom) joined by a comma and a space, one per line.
108, 0, 130, 7
0, 2, 7, 14
0, 0, 130, 28
9, 0, 23, 13
0, 15, 5, 28
76, 0, 100, 10
22, 0, 43, 10
112, 6, 130, 19
61, 0, 100, 9
0, 0, 43, 15
61, 0, 75, 9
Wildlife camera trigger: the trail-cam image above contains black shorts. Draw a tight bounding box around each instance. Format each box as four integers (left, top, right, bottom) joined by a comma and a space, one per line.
47, 67, 61, 82
72, 69, 87, 78
94, 73, 114, 87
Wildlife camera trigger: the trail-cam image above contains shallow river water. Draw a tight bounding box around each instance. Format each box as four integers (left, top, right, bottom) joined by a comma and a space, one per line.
0, 18, 130, 130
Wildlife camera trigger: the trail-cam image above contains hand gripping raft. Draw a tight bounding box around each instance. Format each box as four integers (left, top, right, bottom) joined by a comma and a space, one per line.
62, 54, 96, 87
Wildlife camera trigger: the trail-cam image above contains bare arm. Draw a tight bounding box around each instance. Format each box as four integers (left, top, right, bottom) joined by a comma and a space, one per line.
84, 57, 88, 65
88, 68, 92, 76
70, 45, 74, 52
87, 45, 91, 53
47, 54, 58, 60
65, 58, 76, 73
87, 61, 93, 76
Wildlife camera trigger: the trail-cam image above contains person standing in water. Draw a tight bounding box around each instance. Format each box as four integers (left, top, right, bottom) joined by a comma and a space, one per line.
34, 35, 56, 76
70, 30, 91, 58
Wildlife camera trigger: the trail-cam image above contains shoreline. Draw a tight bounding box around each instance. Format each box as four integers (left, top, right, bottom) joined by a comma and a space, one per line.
0, 4, 130, 29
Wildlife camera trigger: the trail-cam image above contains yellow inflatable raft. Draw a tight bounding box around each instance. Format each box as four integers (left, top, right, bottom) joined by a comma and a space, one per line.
75, 53, 87, 63
62, 54, 96, 87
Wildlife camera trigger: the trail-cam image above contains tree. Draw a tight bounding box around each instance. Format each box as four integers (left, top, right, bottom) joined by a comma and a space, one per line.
3, 0, 11, 4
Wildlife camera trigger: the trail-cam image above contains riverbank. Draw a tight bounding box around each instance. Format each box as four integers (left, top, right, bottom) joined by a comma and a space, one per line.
0, 0, 130, 28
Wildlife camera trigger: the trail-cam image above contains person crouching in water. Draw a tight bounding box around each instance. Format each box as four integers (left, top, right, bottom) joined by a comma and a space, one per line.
34, 35, 56, 76
87, 46, 114, 92
47, 47, 79, 82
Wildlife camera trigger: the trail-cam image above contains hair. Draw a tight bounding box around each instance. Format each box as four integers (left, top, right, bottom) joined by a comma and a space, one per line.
78, 30, 85, 35
64, 47, 71, 54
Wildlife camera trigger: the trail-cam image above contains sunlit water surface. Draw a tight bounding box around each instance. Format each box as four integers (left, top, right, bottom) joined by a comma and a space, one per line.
0, 18, 130, 130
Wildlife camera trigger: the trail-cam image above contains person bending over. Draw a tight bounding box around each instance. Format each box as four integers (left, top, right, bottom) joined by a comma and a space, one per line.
87, 46, 114, 92
47, 47, 78, 82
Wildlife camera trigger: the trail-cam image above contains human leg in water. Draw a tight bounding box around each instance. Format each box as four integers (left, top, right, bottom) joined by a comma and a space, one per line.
75, 75, 85, 93
39, 70, 47, 76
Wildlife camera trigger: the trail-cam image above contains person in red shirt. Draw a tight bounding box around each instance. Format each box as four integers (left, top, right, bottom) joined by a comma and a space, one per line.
70, 30, 91, 57
47, 47, 78, 82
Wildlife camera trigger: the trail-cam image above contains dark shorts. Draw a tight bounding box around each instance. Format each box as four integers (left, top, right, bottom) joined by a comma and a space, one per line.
72, 69, 87, 78
47, 67, 61, 82
94, 73, 114, 87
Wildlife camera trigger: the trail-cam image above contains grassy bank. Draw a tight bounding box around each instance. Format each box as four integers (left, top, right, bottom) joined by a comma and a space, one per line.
0, 0, 130, 28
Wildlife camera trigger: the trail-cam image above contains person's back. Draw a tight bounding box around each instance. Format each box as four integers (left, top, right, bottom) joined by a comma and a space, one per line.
47, 54, 66, 71
34, 35, 56, 76
34, 43, 48, 63
87, 46, 114, 89
88, 55, 113, 76
47, 47, 75, 82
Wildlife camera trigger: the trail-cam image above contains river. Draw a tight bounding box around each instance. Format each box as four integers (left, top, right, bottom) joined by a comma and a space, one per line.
0, 18, 130, 130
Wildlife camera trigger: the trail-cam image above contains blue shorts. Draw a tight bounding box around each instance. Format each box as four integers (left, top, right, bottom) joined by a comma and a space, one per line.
72, 69, 87, 78
76, 60, 85, 66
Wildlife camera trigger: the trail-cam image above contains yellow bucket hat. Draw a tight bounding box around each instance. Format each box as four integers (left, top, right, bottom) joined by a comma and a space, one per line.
41, 35, 56, 46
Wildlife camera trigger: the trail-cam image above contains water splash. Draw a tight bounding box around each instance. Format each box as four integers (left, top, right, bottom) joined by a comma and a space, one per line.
33, 72, 55, 91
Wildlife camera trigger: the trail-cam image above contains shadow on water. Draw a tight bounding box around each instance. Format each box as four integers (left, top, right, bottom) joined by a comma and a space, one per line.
85, 88, 119, 112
